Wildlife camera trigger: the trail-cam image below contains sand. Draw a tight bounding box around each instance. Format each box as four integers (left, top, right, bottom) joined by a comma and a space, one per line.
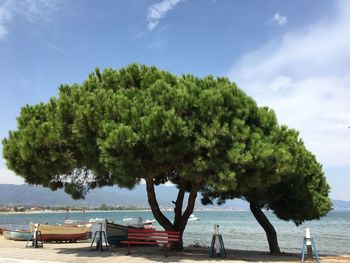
0, 236, 349, 263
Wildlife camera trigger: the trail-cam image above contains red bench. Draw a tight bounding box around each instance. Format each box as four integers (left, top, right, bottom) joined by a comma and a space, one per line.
121, 229, 180, 257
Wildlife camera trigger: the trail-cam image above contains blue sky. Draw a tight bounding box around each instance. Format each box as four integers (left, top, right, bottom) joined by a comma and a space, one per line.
0, 0, 349, 200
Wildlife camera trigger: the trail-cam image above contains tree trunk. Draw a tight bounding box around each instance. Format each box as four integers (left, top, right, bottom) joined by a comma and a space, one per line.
145, 178, 200, 250
173, 182, 200, 250
146, 178, 174, 230
249, 202, 281, 254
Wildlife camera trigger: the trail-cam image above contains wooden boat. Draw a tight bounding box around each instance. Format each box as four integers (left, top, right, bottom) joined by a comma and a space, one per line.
104, 220, 157, 246
105, 221, 128, 246
3, 230, 32, 241
30, 223, 91, 242
0, 227, 6, 235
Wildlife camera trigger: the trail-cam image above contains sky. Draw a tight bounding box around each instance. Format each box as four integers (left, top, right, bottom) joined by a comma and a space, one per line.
0, 0, 349, 200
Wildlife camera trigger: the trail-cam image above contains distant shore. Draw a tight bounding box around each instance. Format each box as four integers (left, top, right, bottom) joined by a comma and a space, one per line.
0, 208, 249, 215
0, 209, 151, 215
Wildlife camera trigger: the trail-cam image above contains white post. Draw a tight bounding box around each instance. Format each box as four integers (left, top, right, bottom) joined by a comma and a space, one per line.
33, 223, 40, 247
214, 224, 220, 254
304, 228, 313, 259
305, 228, 311, 242
34, 224, 39, 240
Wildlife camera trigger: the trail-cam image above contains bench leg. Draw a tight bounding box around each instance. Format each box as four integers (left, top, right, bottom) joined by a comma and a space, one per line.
164, 244, 168, 257
126, 244, 131, 255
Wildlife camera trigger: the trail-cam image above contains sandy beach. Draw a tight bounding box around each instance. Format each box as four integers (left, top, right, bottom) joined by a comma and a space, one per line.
0, 236, 349, 263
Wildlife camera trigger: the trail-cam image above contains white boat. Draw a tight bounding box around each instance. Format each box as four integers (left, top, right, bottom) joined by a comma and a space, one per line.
144, 219, 156, 225
88, 218, 106, 223
122, 217, 155, 227
64, 219, 82, 225
188, 215, 199, 221
122, 218, 134, 222
105, 221, 129, 246
91, 219, 155, 246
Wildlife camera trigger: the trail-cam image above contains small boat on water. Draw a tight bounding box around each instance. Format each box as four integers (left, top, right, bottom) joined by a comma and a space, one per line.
88, 218, 106, 223
30, 223, 91, 242
64, 219, 82, 225
3, 230, 32, 241
122, 217, 156, 227
188, 214, 199, 221
144, 219, 156, 225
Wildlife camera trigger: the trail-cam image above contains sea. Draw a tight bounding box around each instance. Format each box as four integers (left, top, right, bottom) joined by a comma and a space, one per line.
1, 210, 349, 255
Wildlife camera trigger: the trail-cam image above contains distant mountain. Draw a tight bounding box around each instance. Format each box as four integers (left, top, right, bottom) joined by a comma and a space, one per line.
0, 184, 154, 207
0, 184, 348, 211
332, 200, 350, 211
0, 184, 248, 209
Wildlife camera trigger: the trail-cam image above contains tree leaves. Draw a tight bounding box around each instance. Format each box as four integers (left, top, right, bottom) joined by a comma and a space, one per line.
2, 63, 331, 223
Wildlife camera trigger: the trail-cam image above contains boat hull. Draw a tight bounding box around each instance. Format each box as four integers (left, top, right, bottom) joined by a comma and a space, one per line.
3, 230, 32, 241
105, 222, 128, 246
30, 223, 91, 242
0, 227, 6, 235
34, 232, 90, 242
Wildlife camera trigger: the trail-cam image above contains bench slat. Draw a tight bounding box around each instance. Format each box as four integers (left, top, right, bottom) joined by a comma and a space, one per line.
127, 234, 178, 238
127, 234, 179, 239
121, 241, 160, 245
123, 229, 180, 257
127, 237, 179, 242
127, 229, 179, 235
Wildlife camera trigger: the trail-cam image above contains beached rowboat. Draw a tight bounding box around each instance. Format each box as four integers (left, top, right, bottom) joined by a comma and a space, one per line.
0, 227, 6, 235
105, 220, 157, 246
3, 230, 32, 241
105, 221, 128, 246
30, 223, 91, 242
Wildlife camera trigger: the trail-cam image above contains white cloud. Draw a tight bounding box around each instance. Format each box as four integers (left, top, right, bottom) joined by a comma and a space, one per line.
147, 0, 185, 31
0, 0, 12, 39
0, 0, 57, 40
0, 24, 8, 39
229, 2, 350, 167
0, 168, 25, 185
272, 11, 287, 26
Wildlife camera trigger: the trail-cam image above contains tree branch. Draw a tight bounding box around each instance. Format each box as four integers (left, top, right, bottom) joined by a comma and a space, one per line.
173, 182, 186, 226
182, 181, 201, 222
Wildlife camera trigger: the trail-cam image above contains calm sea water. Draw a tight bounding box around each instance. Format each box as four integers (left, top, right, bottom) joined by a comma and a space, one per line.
1, 210, 349, 255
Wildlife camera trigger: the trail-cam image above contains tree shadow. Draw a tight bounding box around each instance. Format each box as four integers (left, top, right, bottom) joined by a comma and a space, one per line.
53, 243, 302, 262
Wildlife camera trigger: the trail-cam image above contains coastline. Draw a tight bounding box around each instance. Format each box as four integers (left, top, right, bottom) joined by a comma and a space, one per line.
0, 208, 251, 215
2, 210, 349, 256
0, 209, 152, 215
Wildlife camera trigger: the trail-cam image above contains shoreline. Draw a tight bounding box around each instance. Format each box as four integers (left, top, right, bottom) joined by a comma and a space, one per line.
0, 209, 152, 215
0, 209, 251, 215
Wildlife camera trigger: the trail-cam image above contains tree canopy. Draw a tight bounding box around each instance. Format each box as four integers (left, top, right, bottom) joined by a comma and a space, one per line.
3, 64, 275, 194
2, 64, 331, 250
201, 125, 332, 253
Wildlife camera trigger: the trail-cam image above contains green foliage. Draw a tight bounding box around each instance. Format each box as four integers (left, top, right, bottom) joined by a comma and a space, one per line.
3, 64, 270, 199
201, 125, 332, 224
2, 64, 331, 225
